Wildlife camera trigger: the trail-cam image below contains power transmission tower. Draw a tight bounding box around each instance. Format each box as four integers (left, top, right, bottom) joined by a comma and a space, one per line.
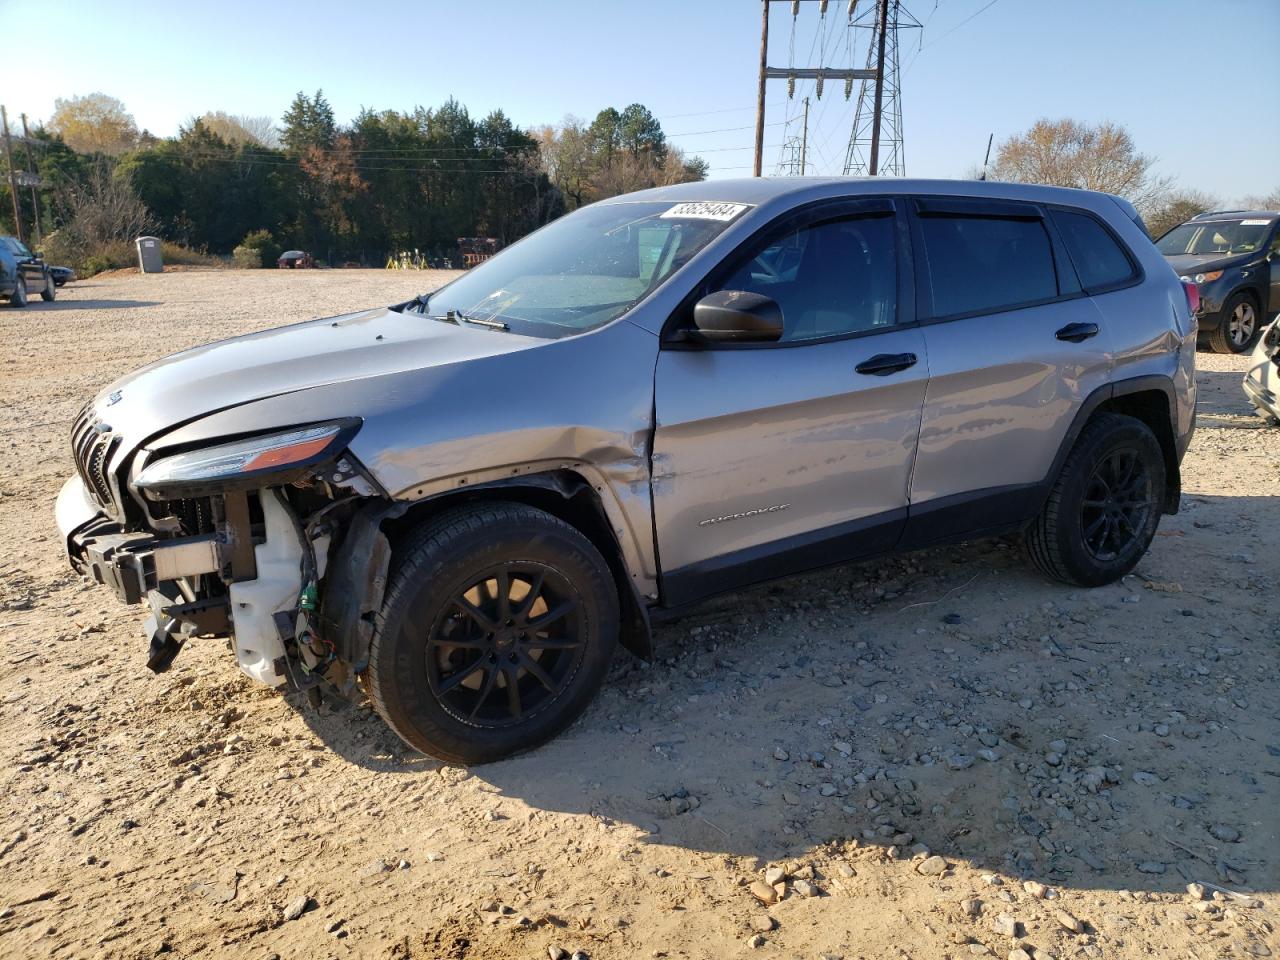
842, 0, 921, 176
753, 0, 872, 177
778, 96, 810, 175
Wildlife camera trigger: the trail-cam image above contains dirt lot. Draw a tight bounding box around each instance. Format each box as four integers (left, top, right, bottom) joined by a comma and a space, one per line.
1, 269, 1277, 960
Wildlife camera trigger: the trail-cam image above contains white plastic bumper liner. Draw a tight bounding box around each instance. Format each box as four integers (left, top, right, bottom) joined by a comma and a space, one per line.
227, 490, 302, 687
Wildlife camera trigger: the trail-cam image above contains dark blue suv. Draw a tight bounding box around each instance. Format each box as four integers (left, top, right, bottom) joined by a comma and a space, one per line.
1156, 211, 1280, 353
0, 236, 56, 307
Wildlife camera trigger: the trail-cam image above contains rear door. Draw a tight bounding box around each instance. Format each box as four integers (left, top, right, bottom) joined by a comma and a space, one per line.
902, 197, 1113, 546
652, 198, 929, 605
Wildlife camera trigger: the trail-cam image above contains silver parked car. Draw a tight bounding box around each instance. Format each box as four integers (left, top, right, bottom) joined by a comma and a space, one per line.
56, 178, 1198, 763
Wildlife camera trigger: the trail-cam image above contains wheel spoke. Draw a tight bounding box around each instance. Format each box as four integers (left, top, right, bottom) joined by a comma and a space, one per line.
437, 659, 486, 694
524, 636, 581, 650
503, 665, 522, 718
467, 665, 500, 721
518, 651, 559, 693
430, 636, 492, 651
495, 570, 511, 620
515, 570, 546, 619
528, 598, 577, 630
1084, 513, 1107, 542
452, 596, 498, 633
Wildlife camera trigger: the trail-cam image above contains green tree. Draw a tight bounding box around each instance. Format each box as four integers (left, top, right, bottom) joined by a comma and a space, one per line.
281, 90, 336, 154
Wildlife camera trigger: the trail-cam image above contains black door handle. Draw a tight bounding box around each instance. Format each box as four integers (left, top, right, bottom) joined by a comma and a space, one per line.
855, 352, 918, 376
1056, 322, 1100, 343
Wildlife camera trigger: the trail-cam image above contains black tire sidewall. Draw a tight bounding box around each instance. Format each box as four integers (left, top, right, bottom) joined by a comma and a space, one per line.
11, 278, 26, 307
1052, 419, 1166, 587
372, 511, 618, 764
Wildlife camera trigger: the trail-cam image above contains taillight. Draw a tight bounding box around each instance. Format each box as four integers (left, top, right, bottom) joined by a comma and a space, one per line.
1181, 280, 1200, 316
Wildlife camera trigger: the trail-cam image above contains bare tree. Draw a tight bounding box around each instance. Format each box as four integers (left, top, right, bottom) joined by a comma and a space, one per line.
1238, 185, 1280, 211
992, 119, 1171, 214
1144, 188, 1219, 239
197, 111, 281, 148
43, 160, 154, 267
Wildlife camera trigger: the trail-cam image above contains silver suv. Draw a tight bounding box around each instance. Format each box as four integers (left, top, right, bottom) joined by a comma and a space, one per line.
56, 179, 1197, 763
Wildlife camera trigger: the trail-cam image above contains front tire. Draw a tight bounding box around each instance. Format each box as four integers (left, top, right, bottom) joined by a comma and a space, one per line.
368, 502, 619, 764
8, 277, 27, 308
1207, 292, 1260, 354
40, 271, 55, 301
1025, 413, 1166, 587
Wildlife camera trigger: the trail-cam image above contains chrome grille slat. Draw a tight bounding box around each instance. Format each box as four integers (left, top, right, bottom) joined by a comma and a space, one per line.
70, 405, 119, 514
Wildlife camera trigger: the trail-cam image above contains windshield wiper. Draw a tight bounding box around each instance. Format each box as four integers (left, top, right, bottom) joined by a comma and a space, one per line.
401, 292, 432, 313
454, 311, 509, 331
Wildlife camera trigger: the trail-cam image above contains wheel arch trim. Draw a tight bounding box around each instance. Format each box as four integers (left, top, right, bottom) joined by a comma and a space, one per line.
385, 468, 654, 660
1045, 374, 1182, 515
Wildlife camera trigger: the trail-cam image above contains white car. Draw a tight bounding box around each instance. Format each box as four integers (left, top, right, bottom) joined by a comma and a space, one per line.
1243, 317, 1280, 424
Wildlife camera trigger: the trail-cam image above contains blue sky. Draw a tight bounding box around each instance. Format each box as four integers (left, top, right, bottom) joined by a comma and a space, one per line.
2, 0, 1277, 201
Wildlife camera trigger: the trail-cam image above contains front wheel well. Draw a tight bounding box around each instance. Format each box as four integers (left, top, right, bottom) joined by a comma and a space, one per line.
1093, 389, 1180, 513
382, 472, 653, 660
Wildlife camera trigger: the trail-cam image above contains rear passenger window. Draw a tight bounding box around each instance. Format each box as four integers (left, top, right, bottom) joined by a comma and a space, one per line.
918, 215, 1058, 318
1053, 210, 1137, 291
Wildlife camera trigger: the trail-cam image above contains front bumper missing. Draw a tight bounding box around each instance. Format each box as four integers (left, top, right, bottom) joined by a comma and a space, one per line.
57, 476, 232, 671
59, 479, 224, 604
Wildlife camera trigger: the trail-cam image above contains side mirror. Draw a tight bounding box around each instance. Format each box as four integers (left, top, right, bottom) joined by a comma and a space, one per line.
691, 290, 784, 343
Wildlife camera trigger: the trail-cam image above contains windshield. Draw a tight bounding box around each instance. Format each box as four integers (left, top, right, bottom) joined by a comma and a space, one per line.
414, 200, 749, 337
1156, 219, 1274, 257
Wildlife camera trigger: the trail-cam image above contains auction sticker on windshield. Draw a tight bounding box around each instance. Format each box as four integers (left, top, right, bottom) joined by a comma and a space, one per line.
661, 201, 750, 221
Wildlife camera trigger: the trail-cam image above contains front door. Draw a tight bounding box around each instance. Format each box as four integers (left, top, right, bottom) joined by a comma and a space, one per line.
652, 199, 929, 606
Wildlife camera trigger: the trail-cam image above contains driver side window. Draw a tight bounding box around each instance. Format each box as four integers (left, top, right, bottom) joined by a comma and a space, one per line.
714, 214, 899, 342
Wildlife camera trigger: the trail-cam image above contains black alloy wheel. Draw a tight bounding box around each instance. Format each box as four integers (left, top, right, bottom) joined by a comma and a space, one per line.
427, 564, 587, 728
1079, 449, 1155, 562
368, 501, 619, 765
1024, 412, 1166, 587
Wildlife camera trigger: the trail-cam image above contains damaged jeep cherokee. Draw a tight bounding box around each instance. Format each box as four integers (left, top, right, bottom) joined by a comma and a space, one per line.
56, 178, 1196, 764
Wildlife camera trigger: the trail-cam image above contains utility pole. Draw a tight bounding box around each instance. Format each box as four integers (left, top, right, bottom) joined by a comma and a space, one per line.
753, 0, 771, 177
799, 96, 810, 175
755, 0, 874, 177
19, 114, 41, 242
868, 0, 890, 176
1, 106, 23, 244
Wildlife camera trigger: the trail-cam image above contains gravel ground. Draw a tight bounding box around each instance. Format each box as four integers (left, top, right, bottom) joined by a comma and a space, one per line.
1, 269, 1277, 960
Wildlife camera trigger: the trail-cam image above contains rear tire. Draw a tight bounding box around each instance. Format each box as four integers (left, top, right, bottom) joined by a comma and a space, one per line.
1207, 292, 1259, 354
368, 502, 619, 765
1025, 413, 1166, 587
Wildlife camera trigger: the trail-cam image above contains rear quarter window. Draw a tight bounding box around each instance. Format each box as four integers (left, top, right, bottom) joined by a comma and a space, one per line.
918, 215, 1058, 318
1053, 210, 1137, 292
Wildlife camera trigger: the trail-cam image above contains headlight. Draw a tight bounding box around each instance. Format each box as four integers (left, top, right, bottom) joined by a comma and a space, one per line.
135, 420, 360, 497
1194, 271, 1223, 284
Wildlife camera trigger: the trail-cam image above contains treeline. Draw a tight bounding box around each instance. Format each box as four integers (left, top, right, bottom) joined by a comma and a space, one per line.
0, 91, 708, 271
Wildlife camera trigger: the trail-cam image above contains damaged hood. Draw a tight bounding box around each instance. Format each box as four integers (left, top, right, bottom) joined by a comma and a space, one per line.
90, 306, 545, 449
